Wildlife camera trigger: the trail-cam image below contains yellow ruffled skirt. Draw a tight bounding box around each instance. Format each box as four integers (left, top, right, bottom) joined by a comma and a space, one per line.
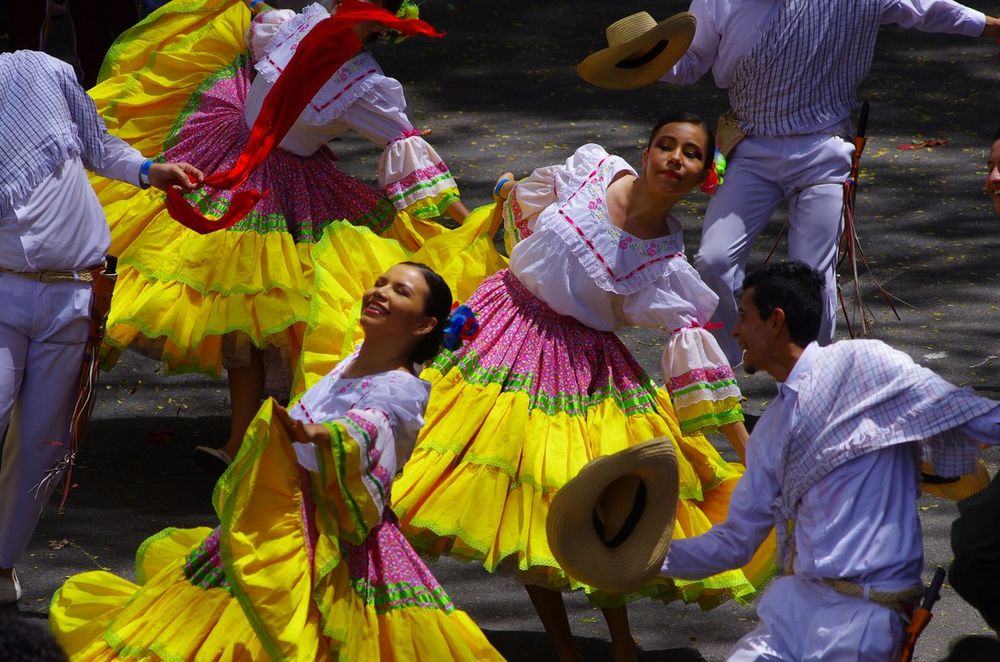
50, 401, 504, 661
393, 270, 776, 608
91, 0, 465, 379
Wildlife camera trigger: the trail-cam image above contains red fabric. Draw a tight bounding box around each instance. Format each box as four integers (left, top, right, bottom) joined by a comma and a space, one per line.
167, 188, 266, 234
169, 0, 443, 233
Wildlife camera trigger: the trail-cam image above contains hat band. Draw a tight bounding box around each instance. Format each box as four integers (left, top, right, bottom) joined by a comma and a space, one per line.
592, 481, 647, 548
615, 40, 669, 70
920, 472, 961, 484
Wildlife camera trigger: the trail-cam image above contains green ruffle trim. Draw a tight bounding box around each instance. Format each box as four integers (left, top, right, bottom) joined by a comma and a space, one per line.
678, 405, 745, 437
183, 529, 232, 593
349, 579, 455, 614
133, 527, 181, 585
672, 376, 741, 398
119, 253, 311, 297
428, 349, 662, 417
401, 517, 761, 609
101, 310, 306, 375
406, 190, 461, 221
410, 439, 711, 501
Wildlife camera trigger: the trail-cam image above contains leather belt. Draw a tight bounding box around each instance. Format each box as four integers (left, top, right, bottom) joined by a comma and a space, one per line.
0, 263, 104, 283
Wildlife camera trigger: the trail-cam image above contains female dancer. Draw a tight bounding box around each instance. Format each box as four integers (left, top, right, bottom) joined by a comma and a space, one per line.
88, 0, 477, 467
393, 114, 773, 661
49, 262, 503, 661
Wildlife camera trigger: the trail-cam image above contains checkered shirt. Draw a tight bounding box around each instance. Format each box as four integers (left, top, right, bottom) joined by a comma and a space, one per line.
772, 339, 997, 563
730, 0, 884, 137
0, 51, 109, 217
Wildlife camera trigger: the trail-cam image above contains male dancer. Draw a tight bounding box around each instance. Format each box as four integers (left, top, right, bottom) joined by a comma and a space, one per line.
660, 261, 1000, 659
0, 50, 202, 603
948, 124, 1000, 634
660, 0, 1000, 366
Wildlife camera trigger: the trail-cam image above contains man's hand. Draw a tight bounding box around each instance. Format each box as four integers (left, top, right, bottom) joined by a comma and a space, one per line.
982, 16, 1000, 39
148, 162, 204, 193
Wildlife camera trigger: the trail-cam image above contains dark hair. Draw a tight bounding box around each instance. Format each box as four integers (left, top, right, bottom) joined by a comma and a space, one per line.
993, 125, 1000, 143
400, 261, 453, 363
378, 0, 404, 14
646, 112, 715, 171
0, 616, 68, 662
360, 0, 405, 44
742, 261, 824, 348
941, 635, 1000, 662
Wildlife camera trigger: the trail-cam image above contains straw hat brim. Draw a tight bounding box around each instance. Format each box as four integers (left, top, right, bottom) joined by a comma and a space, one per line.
546, 439, 679, 594
577, 13, 696, 91
921, 459, 992, 501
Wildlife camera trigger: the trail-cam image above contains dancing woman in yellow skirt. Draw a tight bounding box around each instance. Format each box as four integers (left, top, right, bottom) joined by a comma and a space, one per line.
392, 115, 776, 660
90, 0, 476, 465
49, 263, 504, 661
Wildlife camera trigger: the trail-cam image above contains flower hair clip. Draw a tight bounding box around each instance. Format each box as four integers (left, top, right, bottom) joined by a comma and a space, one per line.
383, 0, 421, 44
442, 303, 479, 351
700, 148, 727, 195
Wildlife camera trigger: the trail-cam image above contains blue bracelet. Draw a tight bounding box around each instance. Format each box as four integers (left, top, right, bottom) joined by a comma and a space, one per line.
139, 159, 153, 188
493, 177, 511, 199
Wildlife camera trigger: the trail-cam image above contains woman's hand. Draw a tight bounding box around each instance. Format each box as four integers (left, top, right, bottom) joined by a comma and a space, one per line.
149, 162, 204, 193
273, 404, 331, 445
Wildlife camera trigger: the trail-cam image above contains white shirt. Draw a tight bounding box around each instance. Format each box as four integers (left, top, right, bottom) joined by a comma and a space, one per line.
663, 341, 1000, 592
663, 0, 985, 88
289, 352, 430, 518
506, 145, 719, 333
0, 136, 144, 272
661, 0, 985, 135
245, 5, 458, 212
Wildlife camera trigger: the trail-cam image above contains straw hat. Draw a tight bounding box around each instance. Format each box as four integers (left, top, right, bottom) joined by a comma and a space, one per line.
577, 12, 696, 90
921, 459, 992, 501
546, 439, 679, 594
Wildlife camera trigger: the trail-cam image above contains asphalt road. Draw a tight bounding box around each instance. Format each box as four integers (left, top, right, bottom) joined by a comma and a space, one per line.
2, 1, 1000, 660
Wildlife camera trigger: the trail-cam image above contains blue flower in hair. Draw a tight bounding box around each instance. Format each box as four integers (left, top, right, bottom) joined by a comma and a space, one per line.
442, 304, 479, 351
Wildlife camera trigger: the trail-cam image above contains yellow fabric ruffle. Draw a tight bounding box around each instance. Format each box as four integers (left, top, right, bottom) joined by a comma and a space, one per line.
50, 401, 503, 661
90, 0, 478, 377
393, 367, 777, 608
293, 204, 507, 394
50, 526, 267, 661
674, 396, 744, 438
398, 188, 461, 221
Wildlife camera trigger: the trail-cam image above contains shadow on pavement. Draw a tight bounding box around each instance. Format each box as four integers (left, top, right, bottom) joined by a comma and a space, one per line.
483, 628, 707, 661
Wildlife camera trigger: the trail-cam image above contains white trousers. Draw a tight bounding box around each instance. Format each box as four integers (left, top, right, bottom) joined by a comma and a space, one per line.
694, 133, 854, 366
0, 274, 91, 568
728, 576, 906, 661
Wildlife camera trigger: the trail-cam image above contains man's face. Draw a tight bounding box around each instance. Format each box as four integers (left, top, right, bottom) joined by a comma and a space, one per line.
733, 287, 771, 375
986, 139, 1000, 216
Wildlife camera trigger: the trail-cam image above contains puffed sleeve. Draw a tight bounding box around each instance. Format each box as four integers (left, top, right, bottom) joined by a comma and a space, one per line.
338, 77, 461, 220
298, 379, 427, 542
246, 8, 297, 61
623, 263, 743, 436
353, 373, 432, 466
501, 143, 607, 254
500, 165, 557, 254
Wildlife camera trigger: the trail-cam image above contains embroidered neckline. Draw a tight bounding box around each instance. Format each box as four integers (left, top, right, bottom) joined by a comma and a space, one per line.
544, 146, 687, 295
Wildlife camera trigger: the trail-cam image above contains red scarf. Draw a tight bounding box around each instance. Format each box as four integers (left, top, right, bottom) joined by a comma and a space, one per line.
167, 0, 443, 233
